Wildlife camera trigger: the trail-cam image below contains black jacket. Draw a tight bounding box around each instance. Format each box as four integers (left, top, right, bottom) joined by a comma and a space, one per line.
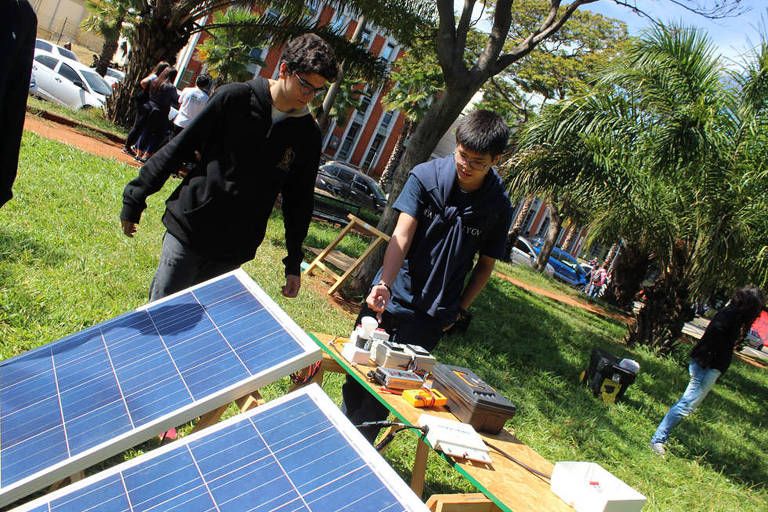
121, 78, 321, 275
691, 307, 748, 374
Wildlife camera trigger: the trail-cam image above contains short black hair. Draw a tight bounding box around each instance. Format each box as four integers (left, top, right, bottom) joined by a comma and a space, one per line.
196, 74, 211, 89
281, 33, 340, 82
455, 110, 509, 157
729, 285, 765, 326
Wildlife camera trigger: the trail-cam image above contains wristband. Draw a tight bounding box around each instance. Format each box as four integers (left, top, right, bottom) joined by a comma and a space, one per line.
376, 281, 392, 296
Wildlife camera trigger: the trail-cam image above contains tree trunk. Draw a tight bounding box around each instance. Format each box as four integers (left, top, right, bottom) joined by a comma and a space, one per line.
378, 118, 413, 193
317, 17, 366, 134
603, 243, 619, 268
503, 196, 533, 261
601, 243, 650, 310
560, 224, 576, 254
626, 241, 693, 355
107, 20, 189, 126
95, 18, 123, 76
345, 83, 479, 296
536, 202, 561, 272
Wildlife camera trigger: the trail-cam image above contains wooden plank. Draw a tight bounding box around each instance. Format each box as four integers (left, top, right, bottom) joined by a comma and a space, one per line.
191, 403, 230, 433
327, 236, 386, 295
426, 493, 501, 512
312, 333, 573, 512
410, 437, 430, 498
236, 391, 264, 413
348, 214, 391, 241
304, 219, 356, 275
304, 246, 357, 272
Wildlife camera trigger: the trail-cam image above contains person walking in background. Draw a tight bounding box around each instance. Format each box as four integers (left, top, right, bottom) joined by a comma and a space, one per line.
120, 33, 339, 302
649, 286, 765, 457
588, 263, 607, 298
0, 0, 36, 209
134, 67, 179, 162
122, 61, 169, 157
171, 74, 211, 138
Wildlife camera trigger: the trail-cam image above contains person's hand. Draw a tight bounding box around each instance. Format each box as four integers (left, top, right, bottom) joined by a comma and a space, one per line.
282, 274, 301, 298
366, 283, 391, 322
121, 219, 137, 237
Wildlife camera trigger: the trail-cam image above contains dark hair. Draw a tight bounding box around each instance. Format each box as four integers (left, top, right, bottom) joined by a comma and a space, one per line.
195, 74, 211, 90
728, 286, 765, 327
281, 33, 339, 82
455, 110, 509, 157
150, 66, 177, 93
151, 61, 170, 76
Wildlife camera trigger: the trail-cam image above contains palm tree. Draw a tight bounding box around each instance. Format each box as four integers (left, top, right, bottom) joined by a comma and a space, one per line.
528, 25, 768, 354
82, 0, 132, 76
197, 8, 267, 85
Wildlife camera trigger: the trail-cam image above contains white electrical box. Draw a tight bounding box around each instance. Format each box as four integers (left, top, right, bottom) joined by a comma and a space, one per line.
417, 413, 491, 463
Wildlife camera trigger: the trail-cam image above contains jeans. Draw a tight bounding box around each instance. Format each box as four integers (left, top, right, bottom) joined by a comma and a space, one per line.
650, 360, 721, 444
149, 232, 240, 302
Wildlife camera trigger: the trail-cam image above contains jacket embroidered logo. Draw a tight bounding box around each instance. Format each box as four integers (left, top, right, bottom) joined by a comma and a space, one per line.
277, 148, 295, 171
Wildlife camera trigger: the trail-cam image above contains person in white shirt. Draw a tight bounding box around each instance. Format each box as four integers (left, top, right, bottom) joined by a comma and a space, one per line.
171, 74, 211, 138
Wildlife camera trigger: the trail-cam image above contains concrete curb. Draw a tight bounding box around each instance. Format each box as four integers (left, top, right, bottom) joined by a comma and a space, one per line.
26, 104, 126, 145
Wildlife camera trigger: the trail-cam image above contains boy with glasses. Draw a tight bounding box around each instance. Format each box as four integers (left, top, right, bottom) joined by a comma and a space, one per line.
120, 33, 339, 301
342, 110, 514, 442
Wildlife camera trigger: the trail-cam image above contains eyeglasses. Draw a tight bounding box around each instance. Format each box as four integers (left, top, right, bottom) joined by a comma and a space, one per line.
455, 149, 490, 172
294, 73, 327, 96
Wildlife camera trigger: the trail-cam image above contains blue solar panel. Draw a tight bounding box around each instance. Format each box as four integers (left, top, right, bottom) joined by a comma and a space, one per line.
0, 270, 321, 508
11, 385, 428, 512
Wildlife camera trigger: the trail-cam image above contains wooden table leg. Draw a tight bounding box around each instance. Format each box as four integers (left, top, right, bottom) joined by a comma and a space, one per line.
425, 493, 501, 512
410, 437, 430, 498
236, 390, 264, 413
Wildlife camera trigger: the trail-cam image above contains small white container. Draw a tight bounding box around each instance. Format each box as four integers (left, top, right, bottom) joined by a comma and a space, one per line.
551, 462, 646, 512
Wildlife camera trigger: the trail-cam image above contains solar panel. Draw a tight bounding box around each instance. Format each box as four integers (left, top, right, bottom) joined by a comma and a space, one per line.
0, 269, 321, 508
10, 384, 428, 512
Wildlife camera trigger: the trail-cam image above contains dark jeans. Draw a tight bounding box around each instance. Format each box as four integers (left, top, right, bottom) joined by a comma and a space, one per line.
124, 103, 149, 149
149, 231, 240, 302
341, 304, 445, 443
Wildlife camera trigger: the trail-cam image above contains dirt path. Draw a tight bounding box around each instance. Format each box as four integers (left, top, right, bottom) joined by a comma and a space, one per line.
24, 114, 139, 167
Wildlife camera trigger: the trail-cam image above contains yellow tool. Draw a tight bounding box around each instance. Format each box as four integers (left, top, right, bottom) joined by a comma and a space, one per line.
402, 388, 447, 408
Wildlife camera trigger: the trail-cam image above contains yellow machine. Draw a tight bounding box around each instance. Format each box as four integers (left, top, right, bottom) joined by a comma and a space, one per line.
402, 388, 448, 408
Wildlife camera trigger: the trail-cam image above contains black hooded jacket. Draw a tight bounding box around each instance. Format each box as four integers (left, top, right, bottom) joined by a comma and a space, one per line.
121, 77, 321, 275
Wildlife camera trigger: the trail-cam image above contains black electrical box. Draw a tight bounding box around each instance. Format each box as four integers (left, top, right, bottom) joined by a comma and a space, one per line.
431, 364, 516, 434
582, 348, 637, 403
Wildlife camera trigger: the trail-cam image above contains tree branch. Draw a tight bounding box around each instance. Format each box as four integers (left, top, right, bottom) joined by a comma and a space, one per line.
476, 0, 513, 74
436, 0, 460, 76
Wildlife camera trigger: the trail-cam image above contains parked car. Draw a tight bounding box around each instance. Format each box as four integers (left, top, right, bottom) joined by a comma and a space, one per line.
31, 52, 111, 110
315, 161, 387, 214
29, 72, 37, 94
35, 38, 80, 63
98, 67, 125, 89
533, 242, 589, 287
508, 236, 555, 276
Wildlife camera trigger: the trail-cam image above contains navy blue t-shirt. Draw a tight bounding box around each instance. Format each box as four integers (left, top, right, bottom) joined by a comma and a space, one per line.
379, 155, 512, 327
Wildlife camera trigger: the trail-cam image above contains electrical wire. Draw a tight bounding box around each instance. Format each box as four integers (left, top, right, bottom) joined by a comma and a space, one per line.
355, 421, 429, 452
484, 440, 552, 480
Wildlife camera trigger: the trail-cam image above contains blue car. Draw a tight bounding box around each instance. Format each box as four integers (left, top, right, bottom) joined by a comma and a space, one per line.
532, 243, 588, 287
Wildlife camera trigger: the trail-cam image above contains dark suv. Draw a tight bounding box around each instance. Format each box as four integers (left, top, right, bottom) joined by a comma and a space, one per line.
315, 161, 387, 213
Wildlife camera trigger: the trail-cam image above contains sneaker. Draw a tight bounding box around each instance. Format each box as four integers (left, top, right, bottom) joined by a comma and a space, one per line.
649, 441, 666, 457
121, 147, 136, 156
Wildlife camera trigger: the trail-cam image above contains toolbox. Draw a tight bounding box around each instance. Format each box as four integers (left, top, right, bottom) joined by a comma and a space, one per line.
431, 364, 516, 434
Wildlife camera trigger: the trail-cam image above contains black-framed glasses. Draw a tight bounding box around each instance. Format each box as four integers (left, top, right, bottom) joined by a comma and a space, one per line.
454, 149, 490, 172
294, 73, 326, 96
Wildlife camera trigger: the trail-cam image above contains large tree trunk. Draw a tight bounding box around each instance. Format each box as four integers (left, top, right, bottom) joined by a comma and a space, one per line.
503, 196, 533, 261
626, 241, 693, 355
107, 18, 189, 126
601, 243, 649, 310
560, 223, 576, 254
95, 18, 123, 76
536, 202, 561, 273
345, 84, 479, 296
378, 118, 413, 193
603, 243, 619, 269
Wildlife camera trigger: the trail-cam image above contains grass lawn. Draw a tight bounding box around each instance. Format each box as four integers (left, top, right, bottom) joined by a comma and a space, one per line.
2, 132, 767, 511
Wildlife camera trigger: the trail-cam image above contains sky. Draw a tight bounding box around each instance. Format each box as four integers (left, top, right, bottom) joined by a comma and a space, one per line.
584, 0, 766, 64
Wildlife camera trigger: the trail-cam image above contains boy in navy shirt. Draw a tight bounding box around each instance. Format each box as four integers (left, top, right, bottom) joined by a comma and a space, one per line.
342, 110, 514, 442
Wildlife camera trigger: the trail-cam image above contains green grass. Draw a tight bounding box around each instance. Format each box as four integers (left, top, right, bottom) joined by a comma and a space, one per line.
3, 132, 768, 510
26, 95, 128, 139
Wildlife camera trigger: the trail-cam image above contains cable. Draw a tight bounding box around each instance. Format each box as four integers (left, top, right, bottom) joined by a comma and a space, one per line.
484, 440, 552, 480
354, 421, 429, 452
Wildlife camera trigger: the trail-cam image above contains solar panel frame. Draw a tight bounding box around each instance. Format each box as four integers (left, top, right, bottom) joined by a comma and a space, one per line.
10, 384, 429, 512
0, 269, 322, 508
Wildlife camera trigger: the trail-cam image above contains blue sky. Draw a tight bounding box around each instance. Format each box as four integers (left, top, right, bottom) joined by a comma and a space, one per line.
584, 0, 766, 64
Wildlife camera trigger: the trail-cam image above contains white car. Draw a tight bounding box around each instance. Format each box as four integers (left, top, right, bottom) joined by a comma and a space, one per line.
508, 236, 555, 276
31, 52, 112, 110
35, 38, 80, 63
98, 67, 125, 89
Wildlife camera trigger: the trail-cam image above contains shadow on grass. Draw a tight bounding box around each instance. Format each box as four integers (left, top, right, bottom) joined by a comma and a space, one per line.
0, 229, 67, 268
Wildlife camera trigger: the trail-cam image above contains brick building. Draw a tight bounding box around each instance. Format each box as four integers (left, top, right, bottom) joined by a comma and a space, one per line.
174, 1, 436, 179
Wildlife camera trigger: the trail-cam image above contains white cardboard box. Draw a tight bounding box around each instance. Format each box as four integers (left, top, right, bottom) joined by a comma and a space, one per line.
551, 462, 646, 512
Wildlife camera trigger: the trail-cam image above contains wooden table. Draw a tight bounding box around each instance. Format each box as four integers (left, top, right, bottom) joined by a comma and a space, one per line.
307, 333, 573, 512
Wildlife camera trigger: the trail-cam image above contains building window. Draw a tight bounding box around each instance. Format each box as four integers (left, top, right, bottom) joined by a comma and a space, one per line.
360, 29, 372, 47
246, 47, 265, 76
363, 133, 385, 170
380, 111, 393, 132
380, 43, 396, 61
357, 95, 371, 114
337, 121, 361, 160
330, 12, 346, 32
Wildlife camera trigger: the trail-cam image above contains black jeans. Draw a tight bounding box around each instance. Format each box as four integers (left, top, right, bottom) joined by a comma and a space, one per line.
124, 103, 150, 149
341, 304, 444, 443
